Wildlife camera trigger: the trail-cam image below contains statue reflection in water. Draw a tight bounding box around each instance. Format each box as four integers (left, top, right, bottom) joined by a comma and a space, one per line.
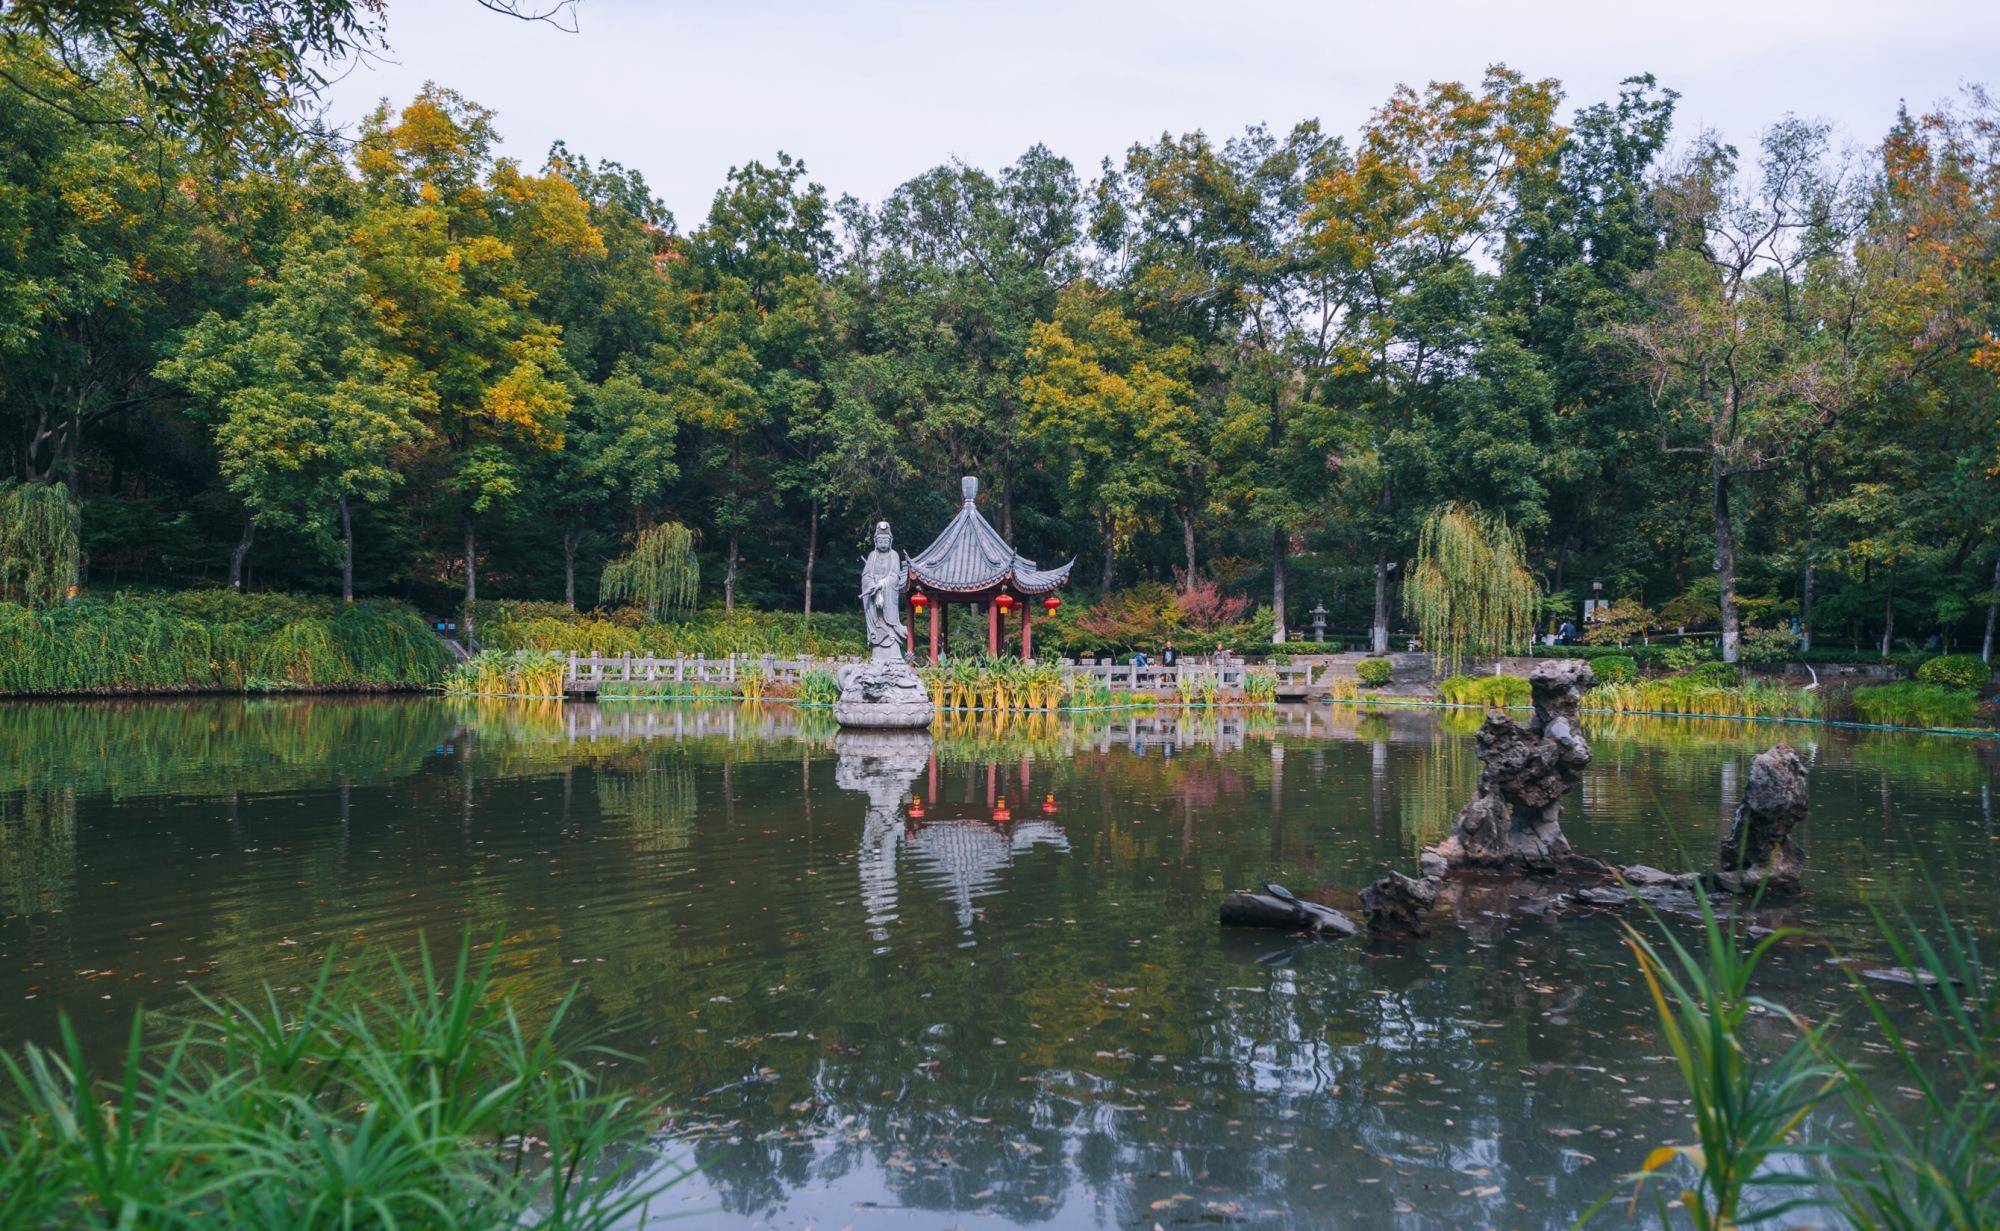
834, 734, 1068, 936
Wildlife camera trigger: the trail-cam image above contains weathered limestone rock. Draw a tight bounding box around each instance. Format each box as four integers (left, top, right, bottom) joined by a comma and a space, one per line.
1421, 660, 1606, 877
1712, 743, 1808, 896
1360, 871, 1438, 939
1219, 883, 1358, 938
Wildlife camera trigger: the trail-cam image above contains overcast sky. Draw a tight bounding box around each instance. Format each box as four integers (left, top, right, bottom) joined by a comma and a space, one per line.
328, 0, 2000, 227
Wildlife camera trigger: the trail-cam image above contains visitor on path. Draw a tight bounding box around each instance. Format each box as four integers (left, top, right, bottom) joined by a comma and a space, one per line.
1557, 619, 1577, 644
1132, 650, 1149, 669
1162, 641, 1179, 668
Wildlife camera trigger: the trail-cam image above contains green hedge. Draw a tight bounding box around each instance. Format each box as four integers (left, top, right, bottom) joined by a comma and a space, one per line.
1915, 653, 1991, 691
0, 592, 450, 695
474, 600, 864, 659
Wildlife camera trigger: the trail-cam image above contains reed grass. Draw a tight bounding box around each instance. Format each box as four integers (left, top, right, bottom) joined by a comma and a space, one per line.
0, 593, 451, 696
442, 651, 568, 698
1583, 675, 1822, 721
0, 934, 683, 1228
1438, 674, 1532, 707
1847, 682, 1981, 729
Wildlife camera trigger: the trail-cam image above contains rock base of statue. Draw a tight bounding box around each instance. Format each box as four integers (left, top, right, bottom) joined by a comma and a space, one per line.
834, 654, 934, 729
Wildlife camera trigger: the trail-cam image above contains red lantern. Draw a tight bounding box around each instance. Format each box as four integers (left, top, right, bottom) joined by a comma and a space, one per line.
993, 797, 1012, 823
910, 590, 929, 611
995, 593, 1014, 612
907, 800, 925, 820
1041, 792, 1058, 815
1042, 594, 1060, 613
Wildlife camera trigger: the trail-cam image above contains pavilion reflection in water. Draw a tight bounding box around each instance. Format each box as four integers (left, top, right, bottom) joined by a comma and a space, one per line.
838, 732, 1068, 937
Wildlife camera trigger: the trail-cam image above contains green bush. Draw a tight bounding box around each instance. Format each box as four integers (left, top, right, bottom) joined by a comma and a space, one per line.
1592, 654, 1639, 684
1355, 657, 1394, 688
1915, 653, 1990, 692
0, 935, 680, 1228
475, 600, 864, 659
0, 592, 450, 695
1850, 682, 1983, 729
1686, 660, 1742, 688
1439, 673, 1531, 706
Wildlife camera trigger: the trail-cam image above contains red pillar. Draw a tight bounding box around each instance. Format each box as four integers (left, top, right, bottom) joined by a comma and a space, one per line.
928, 601, 940, 664
1022, 604, 1033, 661
988, 601, 999, 657
906, 602, 915, 658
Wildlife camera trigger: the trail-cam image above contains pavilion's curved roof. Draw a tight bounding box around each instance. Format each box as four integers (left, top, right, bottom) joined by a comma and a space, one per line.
907, 477, 1074, 596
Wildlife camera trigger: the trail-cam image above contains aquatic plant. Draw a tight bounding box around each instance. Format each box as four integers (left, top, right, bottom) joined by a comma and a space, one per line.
1322, 676, 1360, 702
1402, 502, 1538, 674
599, 522, 700, 619
0, 592, 450, 695
1582, 676, 1821, 721
797, 668, 840, 706
1243, 668, 1279, 703
1355, 658, 1393, 688
0, 482, 79, 610
443, 650, 567, 698
1590, 888, 1839, 1230
1848, 682, 1981, 729
1437, 673, 1531, 707
0, 935, 683, 1228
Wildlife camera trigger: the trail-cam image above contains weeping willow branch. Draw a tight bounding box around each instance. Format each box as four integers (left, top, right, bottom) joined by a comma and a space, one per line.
1402, 502, 1538, 676
0, 482, 80, 610
600, 522, 699, 619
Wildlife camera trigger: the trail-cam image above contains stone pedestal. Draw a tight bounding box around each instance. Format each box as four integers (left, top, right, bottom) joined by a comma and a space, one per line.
834, 657, 934, 729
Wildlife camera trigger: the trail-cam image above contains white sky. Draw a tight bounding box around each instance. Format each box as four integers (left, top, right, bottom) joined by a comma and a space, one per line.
330, 0, 2000, 227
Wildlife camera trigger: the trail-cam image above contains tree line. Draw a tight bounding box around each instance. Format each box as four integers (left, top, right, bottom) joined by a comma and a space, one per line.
1, 31, 1996, 662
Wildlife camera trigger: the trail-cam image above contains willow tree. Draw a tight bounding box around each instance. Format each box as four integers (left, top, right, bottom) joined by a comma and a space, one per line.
600, 523, 700, 620
0, 482, 80, 609
1403, 502, 1537, 675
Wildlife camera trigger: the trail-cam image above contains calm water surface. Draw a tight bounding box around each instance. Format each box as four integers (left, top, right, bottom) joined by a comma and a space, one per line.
1, 698, 1995, 1229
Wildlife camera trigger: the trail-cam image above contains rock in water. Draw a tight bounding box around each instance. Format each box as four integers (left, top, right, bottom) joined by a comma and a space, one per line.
1360, 871, 1438, 939
1421, 660, 1606, 877
1219, 888, 1358, 938
1713, 743, 1808, 896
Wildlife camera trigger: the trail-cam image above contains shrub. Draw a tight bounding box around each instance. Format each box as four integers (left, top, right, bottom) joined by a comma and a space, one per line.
1850, 682, 1982, 729
475, 600, 863, 659
1439, 674, 1531, 707
1355, 657, 1394, 688
0, 935, 680, 1228
1686, 660, 1741, 688
1915, 653, 1990, 692
1661, 644, 1716, 673
1592, 654, 1639, 684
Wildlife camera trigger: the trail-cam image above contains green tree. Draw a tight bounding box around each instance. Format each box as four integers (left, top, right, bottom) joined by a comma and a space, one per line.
159, 232, 433, 600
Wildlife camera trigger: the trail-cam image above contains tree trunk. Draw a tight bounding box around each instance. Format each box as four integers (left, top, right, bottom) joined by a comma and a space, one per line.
804, 498, 818, 616
1100, 528, 1115, 594
1983, 548, 1999, 664
724, 527, 739, 613
337, 495, 354, 603
462, 513, 477, 645
1879, 562, 1897, 659
1712, 460, 1741, 664
1371, 552, 1390, 655
1181, 512, 1197, 593
1271, 525, 1287, 644
228, 514, 255, 592
562, 527, 578, 610
1800, 554, 1815, 654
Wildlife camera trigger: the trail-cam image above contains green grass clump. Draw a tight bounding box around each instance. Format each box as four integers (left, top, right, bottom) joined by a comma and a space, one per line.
1914, 653, 1991, 692
0, 592, 450, 696
475, 601, 863, 659
1583, 675, 1820, 720
1243, 668, 1279, 703
1849, 681, 1982, 729
1355, 657, 1394, 688
1439, 674, 1531, 706
0, 936, 682, 1228
442, 650, 567, 698
1591, 653, 1639, 684
797, 667, 841, 706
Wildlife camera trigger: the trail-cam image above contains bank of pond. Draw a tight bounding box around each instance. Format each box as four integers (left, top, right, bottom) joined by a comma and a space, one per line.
0, 593, 1992, 736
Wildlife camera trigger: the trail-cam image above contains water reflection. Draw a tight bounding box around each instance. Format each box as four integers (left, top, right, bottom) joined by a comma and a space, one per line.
0, 696, 1994, 1229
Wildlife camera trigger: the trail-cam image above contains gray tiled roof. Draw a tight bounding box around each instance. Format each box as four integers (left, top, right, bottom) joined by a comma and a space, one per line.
907, 477, 1074, 595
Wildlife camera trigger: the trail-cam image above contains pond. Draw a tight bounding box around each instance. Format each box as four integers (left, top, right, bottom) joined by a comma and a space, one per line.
0, 698, 1994, 1229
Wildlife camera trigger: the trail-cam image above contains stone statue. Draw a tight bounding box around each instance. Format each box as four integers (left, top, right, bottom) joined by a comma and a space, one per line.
835, 519, 934, 729
860, 520, 911, 663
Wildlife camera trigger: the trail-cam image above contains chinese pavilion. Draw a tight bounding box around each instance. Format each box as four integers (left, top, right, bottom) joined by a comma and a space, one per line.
905, 476, 1073, 662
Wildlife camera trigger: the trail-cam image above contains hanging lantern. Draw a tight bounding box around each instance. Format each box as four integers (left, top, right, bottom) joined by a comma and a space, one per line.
1042, 594, 1061, 613
993, 796, 1012, 823
907, 799, 925, 820
1041, 792, 1058, 815
910, 590, 929, 612
995, 593, 1014, 612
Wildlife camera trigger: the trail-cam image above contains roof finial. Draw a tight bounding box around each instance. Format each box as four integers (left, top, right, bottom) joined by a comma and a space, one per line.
961, 475, 978, 505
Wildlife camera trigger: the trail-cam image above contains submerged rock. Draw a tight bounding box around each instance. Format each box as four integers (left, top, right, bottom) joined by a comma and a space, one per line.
1360, 871, 1439, 939
1219, 883, 1358, 938
1713, 743, 1808, 896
